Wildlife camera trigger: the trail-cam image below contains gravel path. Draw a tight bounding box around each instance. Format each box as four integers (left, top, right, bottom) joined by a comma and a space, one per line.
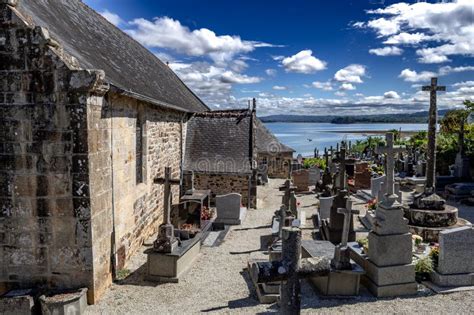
86, 179, 474, 314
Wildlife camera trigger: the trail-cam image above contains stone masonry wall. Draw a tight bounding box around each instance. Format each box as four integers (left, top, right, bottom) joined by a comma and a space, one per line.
194, 173, 255, 208
258, 152, 292, 179
0, 2, 106, 300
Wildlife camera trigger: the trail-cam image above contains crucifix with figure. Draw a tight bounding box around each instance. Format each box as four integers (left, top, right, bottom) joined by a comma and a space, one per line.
153, 167, 181, 253
375, 133, 406, 206
422, 77, 446, 192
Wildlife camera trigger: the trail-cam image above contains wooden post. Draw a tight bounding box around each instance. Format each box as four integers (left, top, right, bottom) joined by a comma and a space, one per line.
280, 227, 301, 315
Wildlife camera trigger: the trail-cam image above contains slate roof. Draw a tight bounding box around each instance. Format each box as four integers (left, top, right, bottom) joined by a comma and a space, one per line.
16, 0, 208, 113
184, 110, 253, 174
255, 118, 294, 154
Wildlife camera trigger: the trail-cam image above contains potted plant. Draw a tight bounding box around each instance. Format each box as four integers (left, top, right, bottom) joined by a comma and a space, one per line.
415, 256, 434, 281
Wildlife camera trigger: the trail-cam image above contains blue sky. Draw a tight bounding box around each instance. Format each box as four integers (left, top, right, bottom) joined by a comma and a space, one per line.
84, 0, 474, 116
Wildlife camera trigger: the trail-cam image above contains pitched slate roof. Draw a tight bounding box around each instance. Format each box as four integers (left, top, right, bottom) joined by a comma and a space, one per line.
16, 0, 208, 113
255, 118, 294, 153
184, 110, 253, 174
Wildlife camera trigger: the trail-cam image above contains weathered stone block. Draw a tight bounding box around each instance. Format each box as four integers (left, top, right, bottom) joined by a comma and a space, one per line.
437, 226, 474, 275
366, 260, 415, 286
368, 232, 412, 267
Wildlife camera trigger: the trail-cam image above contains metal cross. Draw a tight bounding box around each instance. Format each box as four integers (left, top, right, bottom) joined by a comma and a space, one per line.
375, 133, 406, 198
154, 167, 181, 225
336, 199, 359, 247
422, 77, 446, 191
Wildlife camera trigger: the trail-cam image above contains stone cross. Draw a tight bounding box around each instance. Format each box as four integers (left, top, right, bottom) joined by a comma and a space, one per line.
153, 167, 181, 253
333, 144, 352, 190
324, 148, 329, 168
375, 133, 406, 202
337, 199, 359, 247
422, 77, 446, 192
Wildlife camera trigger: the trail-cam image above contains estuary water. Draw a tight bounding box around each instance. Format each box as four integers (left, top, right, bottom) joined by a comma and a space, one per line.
264, 122, 428, 156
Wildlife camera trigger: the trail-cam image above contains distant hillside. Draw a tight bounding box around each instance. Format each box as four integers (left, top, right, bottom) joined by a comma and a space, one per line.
259, 110, 450, 124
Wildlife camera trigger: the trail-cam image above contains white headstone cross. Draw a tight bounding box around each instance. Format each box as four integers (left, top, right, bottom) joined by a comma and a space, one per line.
337, 199, 360, 247
375, 133, 406, 203
422, 77, 446, 192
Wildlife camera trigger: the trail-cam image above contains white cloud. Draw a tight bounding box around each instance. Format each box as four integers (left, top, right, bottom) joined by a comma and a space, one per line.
271, 55, 285, 61
340, 83, 356, 91
399, 69, 437, 82
334, 64, 367, 83
438, 65, 474, 76
369, 46, 403, 56
384, 91, 400, 99
383, 32, 431, 45
399, 65, 474, 83
358, 0, 474, 64
220, 71, 261, 84
452, 81, 474, 88
312, 81, 333, 91
265, 69, 277, 76
281, 50, 327, 74
272, 85, 288, 90
126, 16, 276, 64
100, 10, 122, 26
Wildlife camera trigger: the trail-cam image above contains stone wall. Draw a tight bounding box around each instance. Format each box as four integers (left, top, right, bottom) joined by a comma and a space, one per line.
0, 3, 184, 303
258, 152, 292, 178
0, 2, 103, 300
194, 173, 256, 208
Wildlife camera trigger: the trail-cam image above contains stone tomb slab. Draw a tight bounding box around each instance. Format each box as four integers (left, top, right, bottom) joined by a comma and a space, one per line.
0, 290, 35, 315
146, 236, 201, 282
368, 232, 412, 267
437, 226, 474, 275
365, 260, 415, 286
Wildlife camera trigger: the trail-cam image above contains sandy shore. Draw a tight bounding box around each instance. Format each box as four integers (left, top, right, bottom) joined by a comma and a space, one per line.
86, 179, 474, 314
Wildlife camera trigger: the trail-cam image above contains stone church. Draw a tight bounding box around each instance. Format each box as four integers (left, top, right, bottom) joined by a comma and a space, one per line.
0, 0, 293, 303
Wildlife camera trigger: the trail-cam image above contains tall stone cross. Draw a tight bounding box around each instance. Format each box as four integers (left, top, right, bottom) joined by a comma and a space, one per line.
337, 199, 360, 247
422, 77, 446, 192
153, 167, 181, 253
375, 133, 406, 203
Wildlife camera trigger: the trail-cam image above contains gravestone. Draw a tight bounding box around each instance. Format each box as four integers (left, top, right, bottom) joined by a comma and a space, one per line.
319, 196, 334, 222
216, 193, 246, 225
362, 133, 416, 297
292, 169, 309, 192
309, 166, 321, 186
431, 227, 474, 287
354, 164, 371, 190
371, 175, 386, 199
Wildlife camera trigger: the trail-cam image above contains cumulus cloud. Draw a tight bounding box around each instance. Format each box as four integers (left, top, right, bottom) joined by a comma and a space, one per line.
399, 66, 474, 82
383, 32, 432, 45
369, 46, 403, 56
340, 83, 356, 91
281, 50, 327, 74
358, 0, 474, 63
334, 64, 367, 84
100, 10, 122, 26
126, 16, 277, 64
399, 69, 437, 82
265, 69, 277, 76
384, 91, 400, 99
272, 85, 288, 90
312, 81, 333, 91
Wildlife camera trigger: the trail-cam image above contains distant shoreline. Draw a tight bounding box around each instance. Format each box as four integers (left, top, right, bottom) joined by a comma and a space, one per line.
328, 130, 423, 135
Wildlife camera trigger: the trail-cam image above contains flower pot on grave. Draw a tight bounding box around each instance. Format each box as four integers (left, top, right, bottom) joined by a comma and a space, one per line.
39, 288, 88, 315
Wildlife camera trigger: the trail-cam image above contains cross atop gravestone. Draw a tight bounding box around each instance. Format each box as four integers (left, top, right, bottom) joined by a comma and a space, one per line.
280, 179, 296, 210
375, 133, 406, 205
422, 77, 446, 192
153, 167, 181, 253
324, 148, 329, 169
333, 143, 352, 191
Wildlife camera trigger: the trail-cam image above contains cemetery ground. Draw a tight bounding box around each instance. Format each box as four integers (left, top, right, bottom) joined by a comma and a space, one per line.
86, 179, 474, 314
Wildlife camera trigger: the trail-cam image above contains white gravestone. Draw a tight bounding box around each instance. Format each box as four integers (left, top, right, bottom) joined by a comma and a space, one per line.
216, 193, 246, 225
371, 175, 386, 199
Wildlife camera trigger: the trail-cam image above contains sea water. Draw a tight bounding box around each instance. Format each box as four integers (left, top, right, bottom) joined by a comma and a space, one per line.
264, 122, 428, 156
